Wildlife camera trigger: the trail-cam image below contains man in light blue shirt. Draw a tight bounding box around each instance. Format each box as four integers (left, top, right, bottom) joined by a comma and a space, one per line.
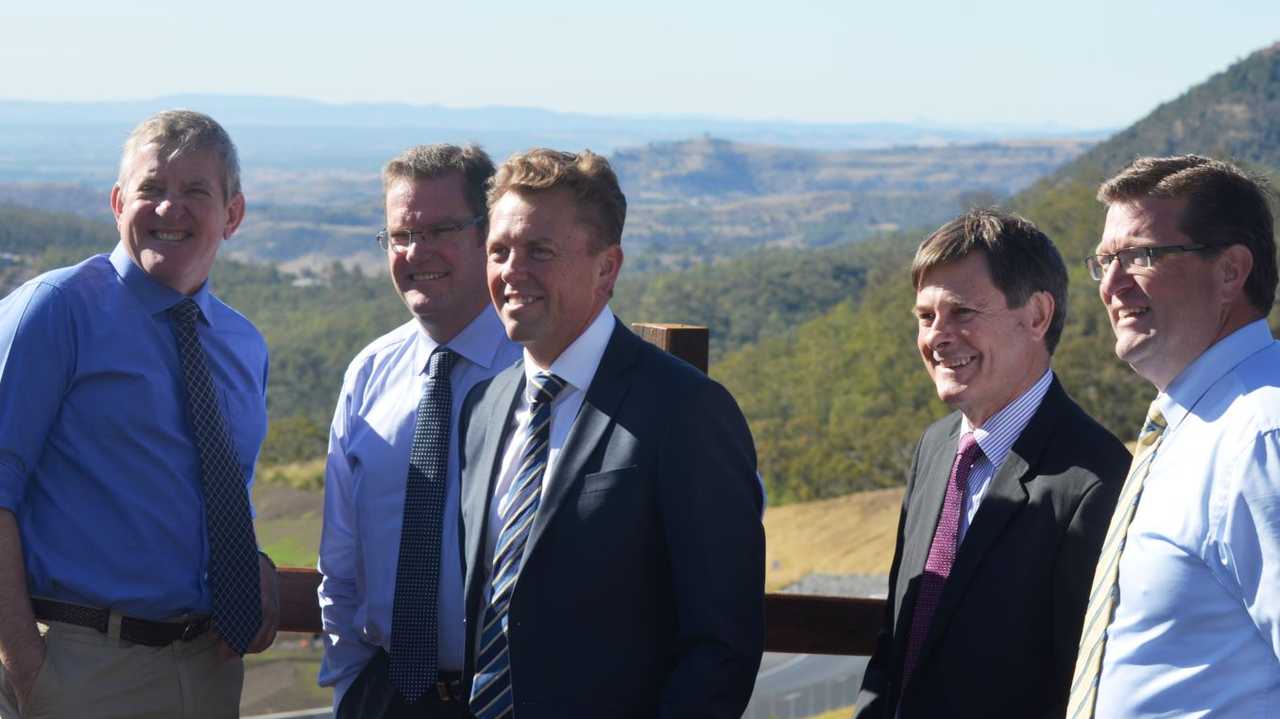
317, 144, 520, 718
1078, 154, 1280, 717
0, 111, 277, 718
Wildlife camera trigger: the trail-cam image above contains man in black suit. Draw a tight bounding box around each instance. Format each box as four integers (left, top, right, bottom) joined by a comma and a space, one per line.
458, 149, 764, 719
855, 209, 1130, 718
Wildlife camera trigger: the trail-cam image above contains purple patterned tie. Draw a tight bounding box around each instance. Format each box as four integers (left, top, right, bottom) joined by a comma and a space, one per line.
900, 432, 982, 690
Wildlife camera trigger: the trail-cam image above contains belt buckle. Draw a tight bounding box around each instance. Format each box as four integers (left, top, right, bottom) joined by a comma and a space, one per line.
179, 618, 207, 642
436, 680, 452, 702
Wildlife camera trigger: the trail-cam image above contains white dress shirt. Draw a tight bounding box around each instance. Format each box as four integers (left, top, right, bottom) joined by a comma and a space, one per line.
958, 368, 1052, 542
482, 306, 616, 577
1096, 320, 1280, 717
317, 309, 521, 706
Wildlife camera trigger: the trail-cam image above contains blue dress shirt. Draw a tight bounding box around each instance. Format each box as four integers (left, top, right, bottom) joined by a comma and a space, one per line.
0, 244, 268, 620
317, 309, 521, 707
1097, 320, 1280, 717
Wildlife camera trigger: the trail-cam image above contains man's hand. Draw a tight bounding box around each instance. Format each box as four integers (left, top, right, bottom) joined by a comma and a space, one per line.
215, 553, 280, 659
0, 509, 46, 713
5, 640, 45, 714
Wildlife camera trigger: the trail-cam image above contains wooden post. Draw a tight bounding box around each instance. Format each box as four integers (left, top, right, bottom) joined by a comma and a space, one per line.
631, 323, 709, 374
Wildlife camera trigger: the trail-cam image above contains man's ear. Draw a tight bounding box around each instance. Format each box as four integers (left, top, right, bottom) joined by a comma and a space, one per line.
596, 244, 624, 298
110, 184, 124, 222
223, 192, 246, 240
1218, 244, 1253, 298
1025, 290, 1054, 341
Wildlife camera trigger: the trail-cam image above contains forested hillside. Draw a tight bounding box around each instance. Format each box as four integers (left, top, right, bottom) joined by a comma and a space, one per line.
0, 207, 404, 464
717, 42, 1280, 504
6, 43, 1279, 504
0, 204, 898, 466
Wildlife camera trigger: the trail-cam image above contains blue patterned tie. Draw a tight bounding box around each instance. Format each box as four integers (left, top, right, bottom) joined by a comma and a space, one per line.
470, 372, 566, 719
169, 299, 262, 655
389, 347, 457, 702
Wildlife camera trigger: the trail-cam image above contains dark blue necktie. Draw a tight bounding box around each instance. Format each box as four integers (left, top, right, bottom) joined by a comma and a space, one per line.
470, 371, 566, 719
169, 298, 262, 655
389, 347, 457, 702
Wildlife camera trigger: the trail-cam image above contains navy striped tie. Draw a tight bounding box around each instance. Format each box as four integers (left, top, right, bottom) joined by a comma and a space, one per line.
389, 347, 456, 702
470, 371, 566, 719
169, 299, 262, 655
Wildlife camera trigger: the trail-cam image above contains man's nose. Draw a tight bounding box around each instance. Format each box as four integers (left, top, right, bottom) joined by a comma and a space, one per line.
1098, 257, 1132, 300
404, 238, 433, 263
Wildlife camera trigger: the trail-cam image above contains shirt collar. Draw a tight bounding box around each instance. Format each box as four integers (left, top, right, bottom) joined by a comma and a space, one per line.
1156, 319, 1274, 434
961, 368, 1053, 468
523, 305, 615, 398
411, 306, 509, 375
109, 242, 216, 325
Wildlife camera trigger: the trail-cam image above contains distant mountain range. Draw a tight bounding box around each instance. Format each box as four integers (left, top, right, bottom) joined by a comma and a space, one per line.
0, 94, 1109, 184
0, 133, 1093, 275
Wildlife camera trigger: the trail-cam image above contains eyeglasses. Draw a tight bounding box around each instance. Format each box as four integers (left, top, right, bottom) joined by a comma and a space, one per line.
376, 216, 483, 253
1083, 244, 1210, 281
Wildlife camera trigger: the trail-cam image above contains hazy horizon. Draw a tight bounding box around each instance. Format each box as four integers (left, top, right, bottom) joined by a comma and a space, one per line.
3, 2, 1277, 130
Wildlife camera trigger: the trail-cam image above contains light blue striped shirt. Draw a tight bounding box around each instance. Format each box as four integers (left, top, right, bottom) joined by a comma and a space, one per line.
958, 369, 1053, 542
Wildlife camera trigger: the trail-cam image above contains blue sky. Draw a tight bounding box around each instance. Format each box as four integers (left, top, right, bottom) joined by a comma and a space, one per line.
3, 1, 1277, 129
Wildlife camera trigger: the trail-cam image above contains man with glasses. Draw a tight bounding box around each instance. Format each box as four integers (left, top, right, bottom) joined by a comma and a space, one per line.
318, 144, 520, 718
1068, 155, 1280, 718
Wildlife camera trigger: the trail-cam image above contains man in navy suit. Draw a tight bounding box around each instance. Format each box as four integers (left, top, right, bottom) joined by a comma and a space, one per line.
458, 148, 764, 718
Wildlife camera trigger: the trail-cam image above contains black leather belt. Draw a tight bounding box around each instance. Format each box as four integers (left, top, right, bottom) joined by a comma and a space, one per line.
31, 598, 210, 647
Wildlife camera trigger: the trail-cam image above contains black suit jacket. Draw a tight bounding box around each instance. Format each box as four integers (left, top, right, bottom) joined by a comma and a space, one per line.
459, 320, 765, 719
855, 376, 1129, 719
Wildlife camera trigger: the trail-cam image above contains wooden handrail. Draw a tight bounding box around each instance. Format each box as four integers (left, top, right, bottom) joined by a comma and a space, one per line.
278, 567, 884, 655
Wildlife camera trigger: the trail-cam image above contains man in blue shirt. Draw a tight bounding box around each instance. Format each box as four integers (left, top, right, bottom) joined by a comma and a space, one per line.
317, 144, 519, 718
0, 110, 278, 718
1071, 154, 1280, 717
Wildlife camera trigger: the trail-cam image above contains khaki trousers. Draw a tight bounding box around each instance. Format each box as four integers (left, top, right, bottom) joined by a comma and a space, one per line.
0, 621, 243, 719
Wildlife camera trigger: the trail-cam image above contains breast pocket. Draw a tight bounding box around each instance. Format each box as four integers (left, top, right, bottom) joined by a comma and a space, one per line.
219, 388, 268, 466
579, 465, 640, 496
574, 465, 648, 524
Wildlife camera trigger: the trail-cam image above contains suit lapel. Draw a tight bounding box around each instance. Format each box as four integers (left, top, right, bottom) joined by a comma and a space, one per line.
462, 366, 525, 597
523, 320, 639, 563
901, 419, 962, 589
913, 377, 1066, 671
893, 418, 961, 670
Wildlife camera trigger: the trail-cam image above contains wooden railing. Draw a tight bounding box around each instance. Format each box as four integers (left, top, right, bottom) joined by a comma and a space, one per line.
277, 568, 883, 655
275, 323, 886, 656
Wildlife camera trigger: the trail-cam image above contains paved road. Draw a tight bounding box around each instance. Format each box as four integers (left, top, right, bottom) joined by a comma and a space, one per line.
743, 652, 868, 718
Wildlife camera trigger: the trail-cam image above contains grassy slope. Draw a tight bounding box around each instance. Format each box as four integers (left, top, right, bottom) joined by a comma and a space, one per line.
763, 487, 901, 592
253, 474, 904, 593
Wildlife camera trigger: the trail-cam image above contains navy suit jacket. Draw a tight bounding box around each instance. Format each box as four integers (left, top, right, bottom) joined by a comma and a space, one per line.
855, 376, 1130, 718
459, 320, 764, 718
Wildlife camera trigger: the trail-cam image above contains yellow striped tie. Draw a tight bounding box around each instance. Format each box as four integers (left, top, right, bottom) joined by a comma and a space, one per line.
1066, 403, 1167, 718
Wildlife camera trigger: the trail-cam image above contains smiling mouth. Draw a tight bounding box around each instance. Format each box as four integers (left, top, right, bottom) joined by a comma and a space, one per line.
933, 351, 975, 369
504, 292, 544, 309
408, 271, 447, 281
1116, 307, 1150, 321
150, 230, 188, 242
